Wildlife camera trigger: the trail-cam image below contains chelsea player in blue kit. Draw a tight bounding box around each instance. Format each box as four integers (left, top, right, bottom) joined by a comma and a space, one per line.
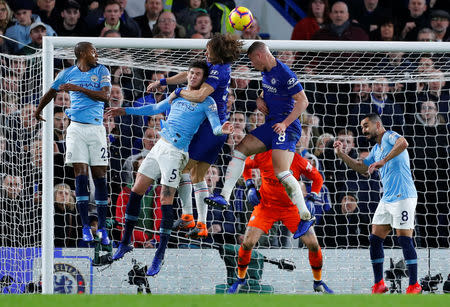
34, 42, 112, 245
147, 34, 242, 239
106, 61, 233, 276
205, 41, 315, 236
334, 113, 422, 294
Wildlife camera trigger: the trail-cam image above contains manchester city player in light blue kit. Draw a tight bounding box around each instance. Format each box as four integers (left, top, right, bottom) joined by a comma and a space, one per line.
147, 34, 242, 239
34, 42, 112, 245
106, 61, 233, 276
334, 113, 422, 294
205, 41, 315, 237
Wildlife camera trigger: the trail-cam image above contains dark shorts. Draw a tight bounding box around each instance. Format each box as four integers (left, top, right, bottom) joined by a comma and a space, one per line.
250, 121, 301, 152
188, 120, 227, 164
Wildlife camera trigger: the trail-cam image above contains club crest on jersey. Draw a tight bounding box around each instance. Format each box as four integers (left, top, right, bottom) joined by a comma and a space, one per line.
90, 75, 98, 82
271, 78, 277, 85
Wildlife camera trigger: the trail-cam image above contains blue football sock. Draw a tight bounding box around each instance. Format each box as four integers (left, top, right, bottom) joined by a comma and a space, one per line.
398, 236, 418, 285
122, 191, 143, 245
370, 234, 385, 284
94, 178, 108, 229
75, 175, 89, 227
154, 204, 173, 260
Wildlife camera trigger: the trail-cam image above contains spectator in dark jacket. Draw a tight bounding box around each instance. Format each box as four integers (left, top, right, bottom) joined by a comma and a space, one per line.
133, 0, 163, 38
312, 1, 369, 41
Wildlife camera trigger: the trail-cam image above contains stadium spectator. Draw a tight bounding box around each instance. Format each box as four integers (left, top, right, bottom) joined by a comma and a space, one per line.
369, 16, 400, 41
116, 157, 160, 247
192, 12, 213, 38
54, 183, 79, 248
229, 111, 246, 133
417, 27, 436, 41
418, 69, 449, 121
122, 127, 160, 184
246, 109, 265, 133
430, 9, 449, 41
53, 107, 75, 189
5, 1, 56, 54
53, 106, 69, 149
311, 1, 369, 41
133, 0, 163, 38
296, 122, 320, 170
53, 0, 89, 37
276, 50, 296, 68
94, 0, 141, 37
153, 11, 186, 38
352, 0, 392, 35
399, 0, 430, 41
33, 0, 60, 29
377, 51, 417, 77
313, 132, 334, 169
0, 27, 11, 54
176, 0, 207, 38
0, 0, 13, 32
369, 77, 404, 129
17, 21, 47, 55
226, 91, 235, 113
240, 17, 261, 40
231, 65, 258, 113
54, 91, 71, 109
291, 0, 329, 41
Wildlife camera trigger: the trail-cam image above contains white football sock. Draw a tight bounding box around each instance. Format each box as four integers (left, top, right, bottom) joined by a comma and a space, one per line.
221, 150, 247, 201
276, 171, 311, 220
194, 181, 209, 224
178, 173, 193, 215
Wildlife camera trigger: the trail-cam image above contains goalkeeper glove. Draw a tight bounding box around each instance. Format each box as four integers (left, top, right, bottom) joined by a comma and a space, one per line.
305, 192, 318, 216
245, 179, 261, 206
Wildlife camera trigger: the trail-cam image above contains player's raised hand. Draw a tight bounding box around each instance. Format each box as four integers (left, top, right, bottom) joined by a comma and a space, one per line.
147, 81, 163, 93
368, 160, 385, 174
272, 122, 287, 135
256, 97, 269, 115
105, 107, 126, 118
333, 141, 343, 157
221, 121, 234, 134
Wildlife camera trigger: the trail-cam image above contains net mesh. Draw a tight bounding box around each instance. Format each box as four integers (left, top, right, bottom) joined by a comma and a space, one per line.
1, 41, 449, 294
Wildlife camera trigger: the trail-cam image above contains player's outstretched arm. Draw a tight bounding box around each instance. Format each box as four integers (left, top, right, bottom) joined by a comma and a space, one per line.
59, 84, 111, 103
34, 88, 58, 122
334, 140, 369, 175
179, 82, 215, 103
147, 71, 188, 92
121, 97, 171, 116
368, 137, 408, 174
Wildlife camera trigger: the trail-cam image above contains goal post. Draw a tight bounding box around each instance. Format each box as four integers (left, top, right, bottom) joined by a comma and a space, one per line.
35, 37, 450, 294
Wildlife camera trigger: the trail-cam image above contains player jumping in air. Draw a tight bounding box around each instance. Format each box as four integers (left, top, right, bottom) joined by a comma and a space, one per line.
34, 42, 112, 245
227, 150, 333, 294
205, 41, 315, 234
107, 61, 233, 276
334, 113, 422, 294
147, 33, 242, 239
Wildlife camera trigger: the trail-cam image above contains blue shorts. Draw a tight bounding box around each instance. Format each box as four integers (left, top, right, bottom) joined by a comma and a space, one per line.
189, 120, 227, 164
250, 120, 301, 152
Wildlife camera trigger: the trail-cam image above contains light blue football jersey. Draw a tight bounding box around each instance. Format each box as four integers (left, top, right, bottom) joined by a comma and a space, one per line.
52, 64, 111, 125
364, 130, 417, 202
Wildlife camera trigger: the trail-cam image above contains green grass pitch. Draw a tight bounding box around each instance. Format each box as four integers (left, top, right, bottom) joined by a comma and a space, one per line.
1, 294, 448, 307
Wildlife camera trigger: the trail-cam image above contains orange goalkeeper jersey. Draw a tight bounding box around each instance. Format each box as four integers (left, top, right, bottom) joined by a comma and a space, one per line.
243, 150, 323, 207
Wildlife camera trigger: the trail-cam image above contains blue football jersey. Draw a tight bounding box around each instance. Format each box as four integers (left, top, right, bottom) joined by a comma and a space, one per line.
261, 59, 303, 133
364, 130, 417, 202
205, 62, 230, 123
52, 64, 111, 125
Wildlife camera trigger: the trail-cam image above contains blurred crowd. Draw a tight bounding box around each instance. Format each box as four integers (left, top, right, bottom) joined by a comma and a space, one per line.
0, 0, 449, 250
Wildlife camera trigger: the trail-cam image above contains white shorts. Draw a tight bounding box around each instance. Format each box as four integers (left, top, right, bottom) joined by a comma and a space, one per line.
65, 122, 108, 166
138, 138, 189, 188
372, 198, 417, 229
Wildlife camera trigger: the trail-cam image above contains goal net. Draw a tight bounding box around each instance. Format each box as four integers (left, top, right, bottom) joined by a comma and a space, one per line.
0, 38, 449, 294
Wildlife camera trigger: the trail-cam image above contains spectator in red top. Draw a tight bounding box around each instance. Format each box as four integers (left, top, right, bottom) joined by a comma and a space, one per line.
312, 1, 369, 41
291, 0, 329, 40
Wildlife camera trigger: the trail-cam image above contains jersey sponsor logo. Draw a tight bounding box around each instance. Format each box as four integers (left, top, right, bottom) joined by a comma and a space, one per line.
53, 263, 86, 294
271, 78, 277, 85
208, 103, 218, 112
90, 75, 98, 82
262, 83, 277, 93
209, 70, 219, 75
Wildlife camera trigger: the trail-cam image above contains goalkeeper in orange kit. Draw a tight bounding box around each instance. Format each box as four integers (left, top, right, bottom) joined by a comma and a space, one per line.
227, 150, 333, 294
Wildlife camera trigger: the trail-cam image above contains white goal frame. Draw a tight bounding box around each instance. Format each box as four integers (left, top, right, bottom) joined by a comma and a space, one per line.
41, 36, 450, 294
